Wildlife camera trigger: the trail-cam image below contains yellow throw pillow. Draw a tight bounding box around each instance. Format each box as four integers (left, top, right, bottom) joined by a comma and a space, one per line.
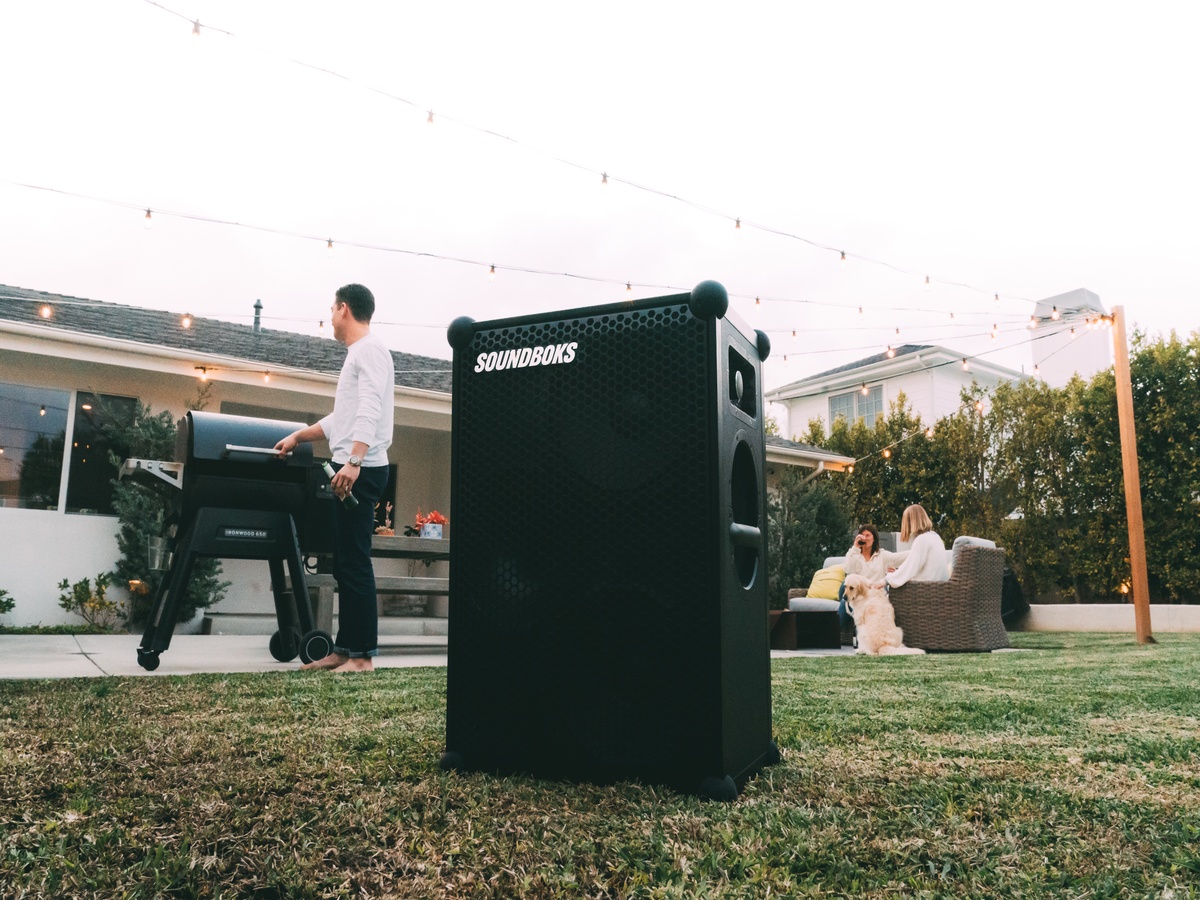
807, 565, 846, 600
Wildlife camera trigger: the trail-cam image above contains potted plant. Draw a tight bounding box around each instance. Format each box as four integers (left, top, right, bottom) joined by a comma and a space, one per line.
413, 508, 448, 539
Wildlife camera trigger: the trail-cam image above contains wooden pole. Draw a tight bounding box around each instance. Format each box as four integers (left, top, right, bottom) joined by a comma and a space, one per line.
1110, 306, 1154, 643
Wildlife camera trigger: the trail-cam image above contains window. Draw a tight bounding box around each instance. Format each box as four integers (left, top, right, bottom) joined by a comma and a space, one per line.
828, 385, 884, 429
65, 392, 138, 515
857, 384, 883, 427
829, 392, 855, 426
0, 382, 69, 509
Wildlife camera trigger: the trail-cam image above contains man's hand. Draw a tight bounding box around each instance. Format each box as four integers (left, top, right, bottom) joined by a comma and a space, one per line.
331, 463, 360, 498
273, 433, 299, 459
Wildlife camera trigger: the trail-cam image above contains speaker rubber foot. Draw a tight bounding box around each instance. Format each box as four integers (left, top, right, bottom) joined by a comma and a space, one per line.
439, 750, 466, 772
697, 775, 738, 802
764, 739, 782, 766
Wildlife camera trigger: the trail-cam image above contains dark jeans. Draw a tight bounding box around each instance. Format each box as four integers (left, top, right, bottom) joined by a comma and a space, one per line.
837, 581, 854, 632
331, 464, 388, 657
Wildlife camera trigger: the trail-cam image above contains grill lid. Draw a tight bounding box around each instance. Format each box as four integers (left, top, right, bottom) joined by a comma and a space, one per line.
179, 410, 313, 468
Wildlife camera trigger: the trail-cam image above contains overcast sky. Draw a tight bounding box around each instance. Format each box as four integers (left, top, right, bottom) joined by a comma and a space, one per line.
2, 1, 1198, 395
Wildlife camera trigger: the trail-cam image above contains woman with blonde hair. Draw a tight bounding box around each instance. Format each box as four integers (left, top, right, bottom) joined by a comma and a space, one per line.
884, 504, 949, 588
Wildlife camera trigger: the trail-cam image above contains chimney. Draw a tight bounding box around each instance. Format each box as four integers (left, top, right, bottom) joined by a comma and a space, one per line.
253, 298, 263, 333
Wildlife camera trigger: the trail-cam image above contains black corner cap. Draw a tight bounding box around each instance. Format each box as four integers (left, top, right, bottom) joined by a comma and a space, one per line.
447, 316, 476, 350
688, 280, 729, 321
439, 750, 465, 771
755, 329, 771, 361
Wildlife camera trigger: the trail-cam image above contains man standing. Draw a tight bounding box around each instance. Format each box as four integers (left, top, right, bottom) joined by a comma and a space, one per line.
275, 284, 394, 672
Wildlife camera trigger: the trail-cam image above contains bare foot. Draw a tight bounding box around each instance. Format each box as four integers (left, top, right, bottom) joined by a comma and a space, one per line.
332, 657, 375, 673
301, 652, 349, 671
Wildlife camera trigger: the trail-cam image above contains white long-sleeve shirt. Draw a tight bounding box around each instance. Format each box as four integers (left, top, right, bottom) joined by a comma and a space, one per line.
317, 332, 395, 466
843, 545, 908, 583
885, 531, 949, 588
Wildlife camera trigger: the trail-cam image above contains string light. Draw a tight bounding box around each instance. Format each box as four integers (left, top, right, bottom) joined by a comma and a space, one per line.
962, 358, 970, 371
994, 293, 1000, 302
488, 265, 496, 282
143, 209, 152, 230
990, 324, 998, 341
1033, 364, 1040, 378
791, 330, 797, 341
318, 320, 324, 337
840, 251, 846, 266
847, 464, 854, 474
1050, 305, 1060, 320
181, 313, 192, 329
949, 311, 955, 322
886, 345, 895, 358
975, 400, 985, 414
124, 5, 1031, 312
861, 383, 869, 395
601, 172, 608, 185
326, 239, 333, 257
857, 306, 864, 318
626, 282, 632, 298
735, 218, 741, 230
39, 405, 46, 416
262, 372, 270, 383
925, 427, 934, 439
1027, 315, 1038, 330
198, 367, 208, 381
39, 305, 51, 318
882, 448, 891, 459
755, 296, 761, 308
1070, 326, 1077, 339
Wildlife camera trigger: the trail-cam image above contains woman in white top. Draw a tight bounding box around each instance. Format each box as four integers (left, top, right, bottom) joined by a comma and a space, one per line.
838, 524, 907, 633
885, 504, 950, 588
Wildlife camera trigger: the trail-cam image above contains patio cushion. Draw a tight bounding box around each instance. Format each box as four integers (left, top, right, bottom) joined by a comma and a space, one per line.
806, 565, 846, 600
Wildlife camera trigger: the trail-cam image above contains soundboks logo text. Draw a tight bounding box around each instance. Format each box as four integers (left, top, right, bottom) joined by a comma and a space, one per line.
474, 342, 578, 373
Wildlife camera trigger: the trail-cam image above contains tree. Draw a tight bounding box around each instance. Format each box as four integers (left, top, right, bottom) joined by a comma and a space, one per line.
104, 386, 229, 629
767, 469, 853, 608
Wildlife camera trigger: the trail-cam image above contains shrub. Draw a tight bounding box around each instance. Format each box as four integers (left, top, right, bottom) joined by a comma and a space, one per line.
57, 573, 120, 631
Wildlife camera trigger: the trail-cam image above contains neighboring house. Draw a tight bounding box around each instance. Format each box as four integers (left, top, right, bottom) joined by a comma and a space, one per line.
1031, 288, 1112, 389
766, 344, 1024, 440
1, 285, 848, 627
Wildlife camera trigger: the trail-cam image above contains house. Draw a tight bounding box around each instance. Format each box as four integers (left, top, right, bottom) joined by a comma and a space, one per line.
766, 344, 1024, 440
1031, 288, 1112, 389
1, 285, 850, 628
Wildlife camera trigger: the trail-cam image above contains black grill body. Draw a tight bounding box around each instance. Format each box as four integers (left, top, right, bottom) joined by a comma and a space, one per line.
137, 411, 332, 670
442, 281, 776, 798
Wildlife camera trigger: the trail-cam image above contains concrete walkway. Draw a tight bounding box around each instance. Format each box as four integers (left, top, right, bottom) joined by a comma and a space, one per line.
0, 635, 854, 680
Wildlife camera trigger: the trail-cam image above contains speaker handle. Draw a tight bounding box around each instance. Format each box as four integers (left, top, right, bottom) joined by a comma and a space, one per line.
729, 522, 761, 548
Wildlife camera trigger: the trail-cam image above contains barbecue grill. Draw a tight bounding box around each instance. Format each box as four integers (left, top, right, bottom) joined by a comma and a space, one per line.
124, 410, 335, 671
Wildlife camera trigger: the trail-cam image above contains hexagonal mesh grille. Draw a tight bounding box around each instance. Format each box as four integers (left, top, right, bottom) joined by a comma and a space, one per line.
448, 301, 725, 782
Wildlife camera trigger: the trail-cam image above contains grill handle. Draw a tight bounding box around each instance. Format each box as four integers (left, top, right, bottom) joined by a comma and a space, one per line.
223, 444, 291, 459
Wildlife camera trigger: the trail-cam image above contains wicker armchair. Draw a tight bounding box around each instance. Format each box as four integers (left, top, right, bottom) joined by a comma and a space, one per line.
889, 545, 1010, 651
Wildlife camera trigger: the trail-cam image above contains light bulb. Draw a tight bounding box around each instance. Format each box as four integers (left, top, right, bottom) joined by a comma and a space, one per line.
427, 109, 434, 124
991, 324, 998, 341
198, 367, 208, 381
882, 448, 891, 459
318, 320, 325, 337
962, 358, 969, 371
263, 372, 270, 383
326, 239, 333, 257
735, 218, 741, 230
39, 305, 51, 318
40, 405, 46, 416
1028, 315, 1037, 330
791, 330, 797, 341
1051, 305, 1060, 320
1033, 364, 1040, 377
601, 172, 608, 185
1070, 327, 1077, 339
489, 265, 496, 282
626, 283, 632, 298
886, 345, 895, 358
192, 19, 201, 36
144, 209, 152, 230
857, 306, 864, 318
755, 296, 761, 308
925, 427, 934, 439
895, 327, 901, 337
847, 464, 855, 474
994, 293, 1000, 302
949, 311, 955, 321
840, 251, 846, 266
861, 383, 869, 396
975, 400, 984, 413
924, 275, 931, 290
181, 313, 192, 329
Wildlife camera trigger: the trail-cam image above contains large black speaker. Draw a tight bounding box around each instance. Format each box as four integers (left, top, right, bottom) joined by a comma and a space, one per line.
442, 280, 777, 799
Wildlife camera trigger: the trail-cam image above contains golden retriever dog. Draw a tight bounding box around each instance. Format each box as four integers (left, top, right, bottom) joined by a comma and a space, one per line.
842, 574, 925, 656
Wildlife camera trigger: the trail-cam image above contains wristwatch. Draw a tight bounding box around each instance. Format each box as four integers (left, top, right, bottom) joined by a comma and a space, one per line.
347, 454, 362, 467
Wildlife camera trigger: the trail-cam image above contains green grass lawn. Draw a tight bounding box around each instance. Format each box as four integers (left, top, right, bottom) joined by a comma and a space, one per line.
2, 633, 1199, 898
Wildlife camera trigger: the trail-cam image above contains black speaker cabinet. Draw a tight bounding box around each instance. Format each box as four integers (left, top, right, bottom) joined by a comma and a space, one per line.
442, 280, 777, 799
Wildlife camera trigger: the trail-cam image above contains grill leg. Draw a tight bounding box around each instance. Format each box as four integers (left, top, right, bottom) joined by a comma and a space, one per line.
139, 525, 198, 657
268, 556, 300, 661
